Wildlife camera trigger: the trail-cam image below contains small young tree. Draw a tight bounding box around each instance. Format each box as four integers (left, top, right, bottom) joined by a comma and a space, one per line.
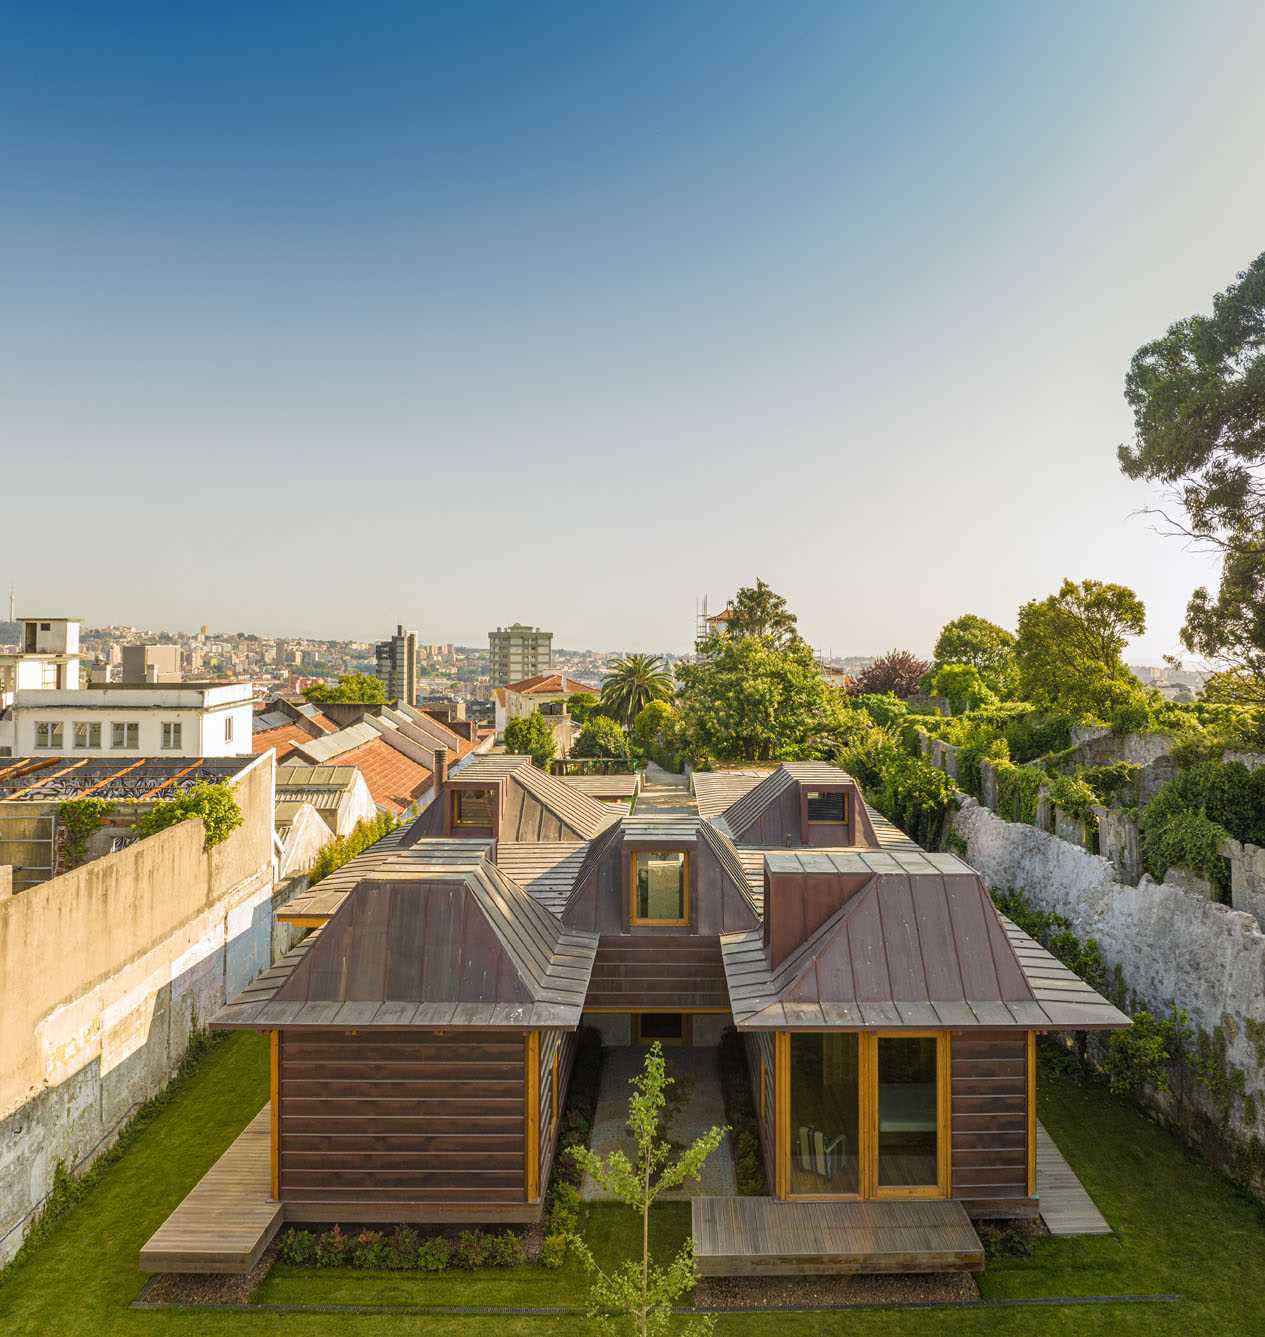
504, 712, 556, 769
303, 672, 387, 704
567, 1043, 725, 1337
568, 691, 601, 725
573, 715, 632, 760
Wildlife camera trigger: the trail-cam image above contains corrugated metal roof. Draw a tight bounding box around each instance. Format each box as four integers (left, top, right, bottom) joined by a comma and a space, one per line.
719, 866, 1131, 1033
213, 844, 598, 1031
276, 764, 361, 791
290, 720, 381, 763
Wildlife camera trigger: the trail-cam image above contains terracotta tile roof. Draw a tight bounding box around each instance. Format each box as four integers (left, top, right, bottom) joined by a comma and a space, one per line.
252, 722, 322, 761
325, 737, 433, 814
503, 673, 596, 696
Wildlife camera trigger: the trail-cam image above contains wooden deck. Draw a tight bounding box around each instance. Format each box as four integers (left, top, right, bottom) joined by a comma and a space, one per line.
139, 1106, 282, 1274
691, 1197, 984, 1276
1036, 1120, 1111, 1236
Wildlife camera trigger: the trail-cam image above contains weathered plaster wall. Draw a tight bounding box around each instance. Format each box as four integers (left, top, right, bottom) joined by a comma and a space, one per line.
0, 754, 275, 1264
951, 795, 1265, 1195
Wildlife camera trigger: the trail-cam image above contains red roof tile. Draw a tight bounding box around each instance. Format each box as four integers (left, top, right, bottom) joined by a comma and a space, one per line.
327, 738, 432, 814
253, 722, 322, 760
503, 673, 597, 696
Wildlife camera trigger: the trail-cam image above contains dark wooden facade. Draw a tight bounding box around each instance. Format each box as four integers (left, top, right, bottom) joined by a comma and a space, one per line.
585, 935, 729, 1011
949, 1030, 1035, 1218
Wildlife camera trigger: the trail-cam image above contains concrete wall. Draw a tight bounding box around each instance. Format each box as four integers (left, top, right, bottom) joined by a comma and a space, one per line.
0, 753, 275, 1264
950, 795, 1265, 1197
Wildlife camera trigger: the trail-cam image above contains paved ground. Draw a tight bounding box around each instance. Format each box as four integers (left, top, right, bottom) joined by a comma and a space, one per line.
635, 763, 698, 817
580, 1045, 736, 1201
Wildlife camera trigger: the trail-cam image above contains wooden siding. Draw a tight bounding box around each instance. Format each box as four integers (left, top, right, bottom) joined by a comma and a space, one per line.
746, 1031, 776, 1188
278, 1029, 527, 1213
585, 935, 730, 1010
949, 1029, 1036, 1216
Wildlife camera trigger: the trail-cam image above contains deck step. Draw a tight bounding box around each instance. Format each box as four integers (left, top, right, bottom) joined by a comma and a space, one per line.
140, 1105, 282, 1275
691, 1197, 984, 1277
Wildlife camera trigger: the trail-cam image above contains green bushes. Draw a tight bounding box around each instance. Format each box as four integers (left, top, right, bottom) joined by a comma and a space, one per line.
307, 811, 399, 886
994, 761, 1044, 825
837, 727, 957, 847
56, 798, 109, 870
133, 781, 243, 850
541, 1025, 604, 1265
280, 1224, 525, 1272
504, 712, 556, 769
571, 715, 631, 761
1105, 1010, 1189, 1097
630, 700, 687, 772
717, 1027, 768, 1194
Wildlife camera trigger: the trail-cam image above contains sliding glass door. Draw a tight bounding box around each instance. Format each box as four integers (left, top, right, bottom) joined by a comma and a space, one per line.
784, 1032, 948, 1199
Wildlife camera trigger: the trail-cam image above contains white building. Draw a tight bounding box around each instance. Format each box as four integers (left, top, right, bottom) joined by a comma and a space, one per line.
4, 681, 255, 759
0, 617, 82, 701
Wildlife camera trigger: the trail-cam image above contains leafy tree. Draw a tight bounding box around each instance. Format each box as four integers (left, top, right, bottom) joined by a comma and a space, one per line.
133, 781, 243, 850
857, 649, 930, 700
676, 635, 847, 763
567, 691, 601, 725
1014, 579, 1147, 716
1118, 253, 1265, 696
504, 712, 556, 769
601, 654, 674, 728
304, 673, 387, 704
572, 715, 632, 760
723, 579, 801, 648
1202, 666, 1265, 706
566, 1043, 725, 1337
930, 662, 996, 715
932, 613, 1016, 693
630, 700, 686, 770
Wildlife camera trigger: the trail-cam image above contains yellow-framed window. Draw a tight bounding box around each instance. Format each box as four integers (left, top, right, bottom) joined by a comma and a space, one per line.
778, 1030, 951, 1201
629, 850, 690, 925
452, 788, 494, 827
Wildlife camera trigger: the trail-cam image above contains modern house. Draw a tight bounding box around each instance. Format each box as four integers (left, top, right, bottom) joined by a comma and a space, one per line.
143, 757, 1128, 1276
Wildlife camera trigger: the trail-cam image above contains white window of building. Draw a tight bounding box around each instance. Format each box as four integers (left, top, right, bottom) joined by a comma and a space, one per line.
112, 722, 140, 749
74, 722, 102, 749
162, 721, 183, 750
224, 715, 234, 743
35, 721, 64, 749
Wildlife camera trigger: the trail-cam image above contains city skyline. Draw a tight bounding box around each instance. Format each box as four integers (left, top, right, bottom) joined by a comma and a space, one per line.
6, 2, 1264, 656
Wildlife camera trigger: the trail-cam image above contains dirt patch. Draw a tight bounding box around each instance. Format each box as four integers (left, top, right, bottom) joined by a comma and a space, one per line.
137, 1242, 277, 1306
695, 1270, 980, 1309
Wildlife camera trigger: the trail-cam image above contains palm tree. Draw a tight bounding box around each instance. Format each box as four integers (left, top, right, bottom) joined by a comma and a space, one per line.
600, 653, 674, 727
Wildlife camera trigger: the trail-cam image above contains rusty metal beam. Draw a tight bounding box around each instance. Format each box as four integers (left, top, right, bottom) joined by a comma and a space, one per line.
139, 759, 206, 801
71, 757, 149, 800
4, 759, 90, 801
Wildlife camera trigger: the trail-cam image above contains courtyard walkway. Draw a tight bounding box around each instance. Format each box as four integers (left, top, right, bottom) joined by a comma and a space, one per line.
580, 1045, 736, 1200
636, 762, 698, 817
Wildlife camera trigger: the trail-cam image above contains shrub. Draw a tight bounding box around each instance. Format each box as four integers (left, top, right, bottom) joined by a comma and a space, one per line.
57, 798, 110, 870
277, 1228, 316, 1266
572, 715, 632, 760
417, 1236, 451, 1272
453, 1229, 488, 1270
716, 1027, 768, 1195
1105, 1009, 1188, 1096
133, 781, 243, 850
308, 811, 400, 886
504, 712, 556, 769
540, 1233, 568, 1269
314, 1225, 348, 1267
484, 1230, 525, 1267
385, 1225, 420, 1269
350, 1230, 389, 1269
1044, 772, 1100, 826
548, 1180, 582, 1236
994, 761, 1043, 825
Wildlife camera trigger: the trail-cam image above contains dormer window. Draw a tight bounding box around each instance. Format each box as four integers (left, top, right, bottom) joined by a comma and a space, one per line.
453, 789, 494, 828
630, 851, 689, 926
806, 791, 847, 823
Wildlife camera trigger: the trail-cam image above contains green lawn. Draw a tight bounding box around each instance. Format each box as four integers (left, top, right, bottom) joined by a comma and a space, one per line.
1, 1032, 1262, 1336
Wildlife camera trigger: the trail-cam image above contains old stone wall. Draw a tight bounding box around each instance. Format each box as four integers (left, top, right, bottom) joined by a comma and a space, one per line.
0, 753, 275, 1264
951, 795, 1265, 1196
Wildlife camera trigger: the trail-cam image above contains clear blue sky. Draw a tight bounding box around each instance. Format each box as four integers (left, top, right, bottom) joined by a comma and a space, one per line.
3, 1, 1263, 658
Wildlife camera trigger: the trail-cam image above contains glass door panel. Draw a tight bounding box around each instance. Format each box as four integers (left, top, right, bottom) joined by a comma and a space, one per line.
789, 1033, 861, 1195
876, 1036, 939, 1190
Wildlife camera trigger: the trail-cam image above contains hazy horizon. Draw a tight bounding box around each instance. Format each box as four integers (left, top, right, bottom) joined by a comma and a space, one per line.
5, 2, 1263, 660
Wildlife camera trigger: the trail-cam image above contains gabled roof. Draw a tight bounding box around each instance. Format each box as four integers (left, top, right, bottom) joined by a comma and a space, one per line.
454, 754, 620, 841
720, 860, 1131, 1032
494, 842, 590, 916
253, 721, 324, 759
502, 673, 594, 696
712, 761, 855, 841
213, 842, 598, 1031
284, 730, 431, 813
692, 769, 772, 819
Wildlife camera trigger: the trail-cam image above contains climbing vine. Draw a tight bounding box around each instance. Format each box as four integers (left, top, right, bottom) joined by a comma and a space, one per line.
57, 798, 110, 870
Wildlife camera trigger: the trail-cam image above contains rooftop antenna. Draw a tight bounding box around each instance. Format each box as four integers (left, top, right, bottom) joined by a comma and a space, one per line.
7, 585, 14, 624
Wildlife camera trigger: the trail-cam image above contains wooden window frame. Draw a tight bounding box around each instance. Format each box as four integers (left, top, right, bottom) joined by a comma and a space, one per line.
777, 1030, 951, 1203
805, 789, 849, 824
628, 849, 690, 926
452, 787, 495, 828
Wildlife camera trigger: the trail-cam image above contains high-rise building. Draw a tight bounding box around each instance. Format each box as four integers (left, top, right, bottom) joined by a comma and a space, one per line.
488, 623, 553, 687
375, 623, 418, 703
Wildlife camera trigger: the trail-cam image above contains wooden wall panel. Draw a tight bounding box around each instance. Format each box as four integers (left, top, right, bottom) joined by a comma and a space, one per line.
949, 1029, 1036, 1216
279, 1029, 526, 1213
585, 936, 729, 1010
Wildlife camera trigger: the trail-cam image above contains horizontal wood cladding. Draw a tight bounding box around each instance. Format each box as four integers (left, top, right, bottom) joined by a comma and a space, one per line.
279, 1029, 526, 1209
950, 1030, 1029, 1204
585, 935, 730, 1010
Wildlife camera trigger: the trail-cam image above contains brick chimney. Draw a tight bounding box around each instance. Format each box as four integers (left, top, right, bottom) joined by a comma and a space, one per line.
432, 746, 449, 788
